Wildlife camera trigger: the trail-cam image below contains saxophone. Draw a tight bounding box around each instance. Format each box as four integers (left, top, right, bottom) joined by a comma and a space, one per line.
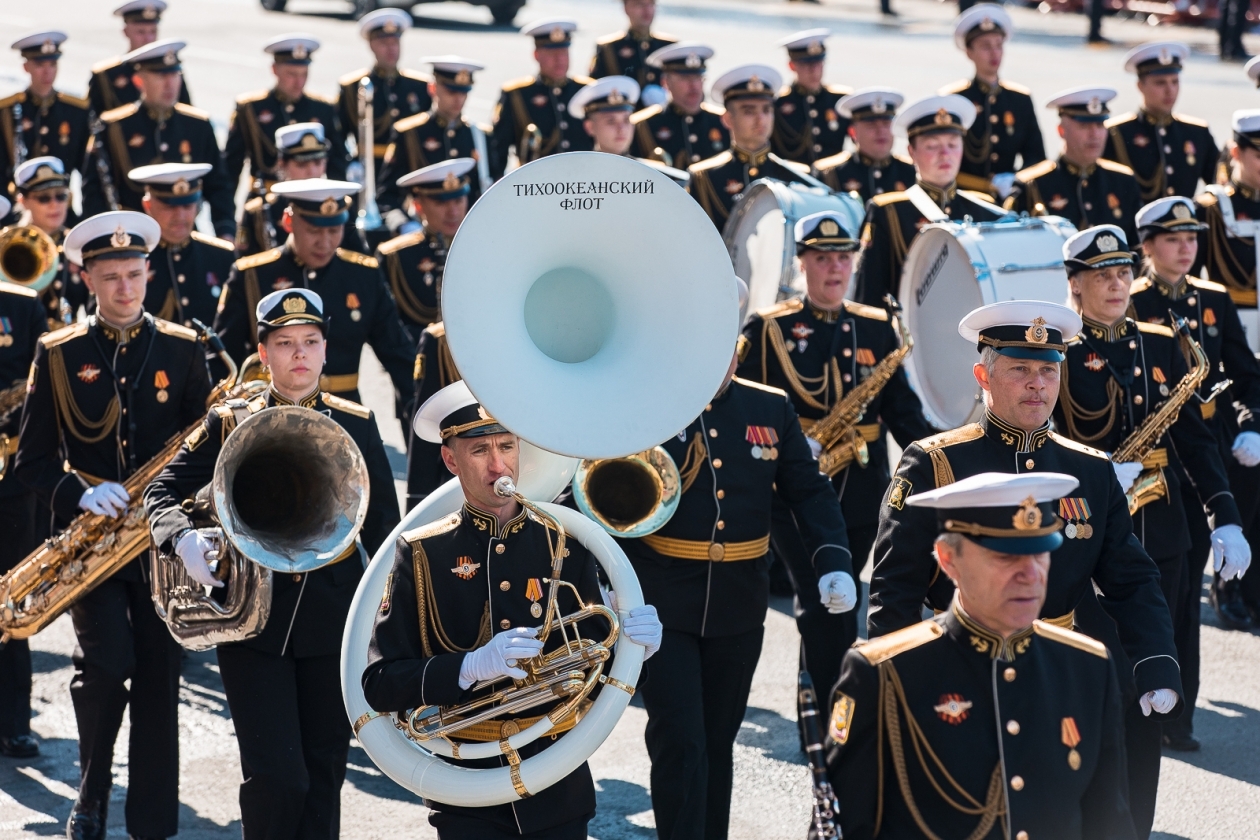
0, 378, 31, 482
0, 325, 239, 642
811, 298, 913, 478
88, 111, 121, 212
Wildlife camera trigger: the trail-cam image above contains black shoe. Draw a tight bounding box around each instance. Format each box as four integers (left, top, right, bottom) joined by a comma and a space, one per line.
66, 800, 107, 840
1087, 35, 1112, 45
0, 734, 38, 758
1246, 602, 1260, 626
1163, 732, 1201, 752
1210, 580, 1252, 630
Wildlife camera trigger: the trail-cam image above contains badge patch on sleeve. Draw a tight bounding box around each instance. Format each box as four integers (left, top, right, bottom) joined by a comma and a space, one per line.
829, 693, 856, 744
379, 572, 393, 613
887, 476, 912, 510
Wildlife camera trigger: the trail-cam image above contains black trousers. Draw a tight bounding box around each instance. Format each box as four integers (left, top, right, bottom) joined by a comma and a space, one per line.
431, 813, 590, 840
216, 645, 350, 840
1088, 0, 1106, 40
0, 494, 35, 738
640, 626, 765, 840
1165, 485, 1206, 740
1219, 0, 1250, 57
68, 572, 181, 836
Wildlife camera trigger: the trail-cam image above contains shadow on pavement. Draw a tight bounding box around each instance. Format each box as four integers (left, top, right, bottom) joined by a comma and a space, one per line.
737, 706, 807, 766
590, 778, 655, 840
30, 649, 72, 674
1166, 700, 1260, 786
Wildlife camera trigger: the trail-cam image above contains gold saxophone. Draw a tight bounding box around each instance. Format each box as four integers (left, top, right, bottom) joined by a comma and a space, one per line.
811, 298, 913, 478
0, 378, 30, 481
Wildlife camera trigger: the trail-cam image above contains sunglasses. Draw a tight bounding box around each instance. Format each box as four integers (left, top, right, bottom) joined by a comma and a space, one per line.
30, 192, 69, 204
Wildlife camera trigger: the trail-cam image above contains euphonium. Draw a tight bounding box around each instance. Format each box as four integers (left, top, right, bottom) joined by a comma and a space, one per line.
571, 447, 681, 537
0, 225, 59, 292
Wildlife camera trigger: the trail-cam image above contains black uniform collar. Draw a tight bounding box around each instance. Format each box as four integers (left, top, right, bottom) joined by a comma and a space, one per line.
973, 77, 1000, 95
93, 313, 148, 345
731, 144, 771, 167
1061, 157, 1097, 178
1138, 108, 1174, 128
805, 297, 842, 323
946, 598, 1035, 661
917, 179, 956, 207
627, 27, 651, 40
1081, 315, 1134, 342
268, 384, 320, 408
287, 244, 331, 277
858, 151, 892, 168
144, 102, 174, 122
373, 64, 399, 80
538, 74, 567, 89
668, 101, 701, 118
273, 87, 299, 105
982, 410, 1051, 452
792, 82, 822, 97
25, 88, 55, 110
1234, 180, 1260, 202
1147, 270, 1190, 300
160, 235, 192, 250
463, 501, 530, 539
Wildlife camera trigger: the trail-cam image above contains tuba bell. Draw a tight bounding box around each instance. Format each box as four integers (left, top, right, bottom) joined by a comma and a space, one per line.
0, 225, 59, 292
571, 447, 681, 537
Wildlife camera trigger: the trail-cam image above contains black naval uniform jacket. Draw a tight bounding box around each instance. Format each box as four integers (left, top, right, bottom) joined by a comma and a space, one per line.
1104, 110, 1217, 201
852, 181, 1004, 307
364, 503, 604, 833
145, 232, 235, 330
83, 101, 235, 238
630, 101, 728, 171
1054, 317, 1242, 557
738, 297, 933, 530
1194, 183, 1260, 309
815, 150, 915, 203
940, 77, 1045, 193
828, 606, 1135, 840
406, 322, 459, 505
0, 90, 90, 201
687, 146, 811, 230
589, 29, 676, 101
233, 193, 368, 260
866, 411, 1183, 702
213, 244, 415, 402
225, 89, 348, 194
620, 377, 852, 638
338, 66, 433, 176
1005, 157, 1144, 245
86, 57, 191, 118
0, 285, 48, 501
376, 228, 448, 347
771, 83, 852, 167
144, 387, 399, 657
377, 111, 489, 216
489, 75, 594, 180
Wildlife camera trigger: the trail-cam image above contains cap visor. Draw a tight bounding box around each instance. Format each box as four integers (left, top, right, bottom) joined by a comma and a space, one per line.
975, 532, 1063, 554
996, 346, 1065, 362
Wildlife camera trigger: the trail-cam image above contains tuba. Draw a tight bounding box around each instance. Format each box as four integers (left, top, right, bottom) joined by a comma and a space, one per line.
0, 225, 59, 292
341, 152, 739, 806
571, 448, 681, 537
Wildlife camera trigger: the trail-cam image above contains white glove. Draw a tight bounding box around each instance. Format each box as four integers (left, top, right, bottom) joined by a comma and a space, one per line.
1139, 688, 1179, 716
1212, 523, 1252, 581
1112, 461, 1143, 494
78, 482, 129, 517
640, 84, 668, 108
622, 604, 663, 659
176, 528, 225, 589
818, 571, 858, 614
1233, 431, 1260, 467
990, 172, 1017, 200
458, 627, 544, 689
806, 437, 823, 460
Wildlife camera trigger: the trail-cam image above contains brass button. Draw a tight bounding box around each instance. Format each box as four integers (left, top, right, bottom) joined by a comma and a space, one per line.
1010, 775, 1024, 791
1006, 720, 1020, 735
1134, 395, 1144, 405
708, 428, 718, 438
1016, 832, 1029, 840
292, 573, 301, 582
1134, 367, 1142, 377
716, 520, 725, 530
495, 544, 505, 554
1187, 296, 1197, 306
713, 458, 722, 468
716, 489, 725, 499
842, 348, 852, 357
1189, 319, 1198, 329
500, 619, 511, 629
1025, 459, 1034, 469
1004, 667, 1016, 682
705, 403, 712, 411
500, 581, 510, 591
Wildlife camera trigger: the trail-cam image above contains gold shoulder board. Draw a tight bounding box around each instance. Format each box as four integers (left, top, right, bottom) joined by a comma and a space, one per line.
1129, 277, 1153, 294
57, 92, 90, 110
630, 104, 663, 124
1188, 277, 1229, 294
91, 56, 122, 74
423, 321, 446, 339
689, 150, 732, 173
399, 69, 432, 84
843, 301, 890, 321
938, 79, 970, 95
377, 231, 427, 256
814, 150, 851, 171
234, 247, 283, 272
391, 111, 429, 134
855, 620, 944, 665
322, 392, 372, 419
235, 89, 271, 105
100, 102, 140, 124
1032, 621, 1108, 658
918, 423, 984, 452
1097, 159, 1135, 176
870, 190, 908, 207
174, 103, 211, 121
191, 231, 234, 251
1136, 321, 1174, 337
337, 249, 379, 269
755, 298, 804, 320
0, 284, 38, 299
154, 319, 199, 341
1047, 431, 1108, 459
403, 511, 462, 543
501, 76, 536, 92
338, 68, 369, 87
701, 102, 726, 116
999, 79, 1032, 96
40, 321, 88, 348
1174, 113, 1209, 128
1015, 158, 1057, 182
243, 195, 265, 213
730, 376, 788, 398
1104, 111, 1138, 128
825, 83, 853, 97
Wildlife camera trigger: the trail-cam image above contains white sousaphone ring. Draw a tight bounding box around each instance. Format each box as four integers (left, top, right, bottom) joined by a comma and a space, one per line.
340, 153, 740, 806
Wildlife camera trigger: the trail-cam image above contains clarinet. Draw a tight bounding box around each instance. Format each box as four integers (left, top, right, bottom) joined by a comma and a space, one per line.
798, 670, 842, 839
89, 110, 120, 211
12, 101, 27, 172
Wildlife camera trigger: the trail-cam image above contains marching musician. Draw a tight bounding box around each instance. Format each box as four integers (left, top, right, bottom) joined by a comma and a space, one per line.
213, 179, 415, 405
81, 40, 235, 239
377, 57, 491, 227
623, 337, 853, 840
8, 157, 89, 326
828, 471, 1136, 840
939, 4, 1044, 200
629, 43, 728, 170
770, 30, 851, 167
568, 76, 689, 185
814, 88, 915, 202
0, 193, 49, 760
225, 34, 348, 199
687, 65, 813, 229
489, 20, 594, 179
851, 94, 1004, 308
145, 288, 398, 837
1127, 196, 1260, 747
865, 299, 1183, 840
738, 210, 933, 708
1005, 86, 1143, 245
128, 163, 233, 328
364, 380, 663, 839
15, 210, 211, 840
1104, 42, 1217, 202
589, 0, 676, 107
86, 1, 191, 118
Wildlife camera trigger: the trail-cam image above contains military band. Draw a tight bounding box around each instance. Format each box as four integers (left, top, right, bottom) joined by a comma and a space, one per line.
770, 30, 852, 167
814, 89, 915, 201
85, 2, 191, 119
589, 0, 676, 106
630, 43, 729, 170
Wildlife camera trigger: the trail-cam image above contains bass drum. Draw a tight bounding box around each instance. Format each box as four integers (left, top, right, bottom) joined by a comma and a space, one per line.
725, 180, 864, 320
899, 215, 1076, 430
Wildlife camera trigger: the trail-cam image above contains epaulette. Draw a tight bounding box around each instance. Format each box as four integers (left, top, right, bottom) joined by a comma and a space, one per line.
918, 423, 984, 452
91, 56, 122, 74
101, 102, 140, 124
391, 111, 430, 134
1065, 334, 1084, 345
243, 195, 265, 213
1196, 189, 1224, 207
0, 283, 37, 299
825, 83, 853, 96
1032, 620, 1108, 658
1105, 111, 1138, 128
154, 319, 199, 341
571, 75, 596, 87
630, 104, 663, 124
235, 89, 271, 105
305, 91, 337, 106
191, 231, 234, 251
854, 620, 943, 665
336, 249, 378, 269
1047, 431, 1109, 459
423, 321, 446, 338
776, 85, 793, 98
1188, 277, 1229, 294
870, 190, 908, 207
596, 30, 627, 45
39, 321, 88, 348
959, 188, 998, 204
774, 155, 811, 176
377, 231, 426, 256
0, 93, 22, 109
690, 150, 732, 173
731, 376, 788, 398
1097, 159, 1134, 176
999, 79, 1032, 96
843, 300, 890, 321
399, 69, 432, 84
403, 511, 462, 543
755, 298, 804, 320
894, 153, 913, 165
700, 102, 725, 116
234, 247, 283, 272
938, 79, 970, 95
1137, 321, 1174, 337
56, 92, 90, 110
1015, 158, 1056, 182
339, 68, 369, 87
1174, 113, 1209, 128
814, 150, 851, 171
1129, 276, 1153, 294
322, 392, 371, 419
501, 76, 536, 92
173, 102, 210, 120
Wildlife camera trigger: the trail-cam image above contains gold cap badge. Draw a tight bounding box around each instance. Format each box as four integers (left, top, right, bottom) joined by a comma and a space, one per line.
171, 178, 190, 196
292, 43, 309, 60
1025, 316, 1048, 344
282, 296, 307, 313
549, 27, 566, 42
454, 69, 472, 86
685, 52, 701, 68
1012, 496, 1042, 530
934, 108, 952, 125
40, 40, 56, 54
319, 196, 340, 216
111, 226, 130, 248
807, 40, 823, 55
608, 88, 625, 105
820, 219, 840, 237
382, 20, 399, 34
980, 16, 995, 29
1172, 202, 1191, 220
1094, 233, 1119, 253
747, 75, 765, 93
1087, 96, 1102, 115
442, 171, 461, 190
162, 49, 177, 66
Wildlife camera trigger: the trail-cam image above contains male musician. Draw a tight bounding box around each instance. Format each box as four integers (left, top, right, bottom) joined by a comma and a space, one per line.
738, 210, 932, 706
865, 299, 1184, 840
568, 76, 689, 187
2, 31, 90, 216
8, 157, 89, 326
82, 40, 235, 238
1104, 42, 1217, 202
338, 8, 433, 187
225, 34, 348, 199
630, 43, 728, 170
828, 472, 1136, 840
129, 163, 234, 328
213, 179, 414, 405
86, 1, 191, 118
771, 29, 851, 167
1128, 196, 1260, 747
814, 88, 915, 201
939, 4, 1044, 200
489, 20, 593, 179
0, 193, 49, 759
1005, 87, 1143, 245
145, 288, 398, 837
851, 94, 1004, 308
15, 210, 211, 840
590, 0, 676, 106
364, 380, 663, 839
377, 57, 490, 226
687, 65, 813, 230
